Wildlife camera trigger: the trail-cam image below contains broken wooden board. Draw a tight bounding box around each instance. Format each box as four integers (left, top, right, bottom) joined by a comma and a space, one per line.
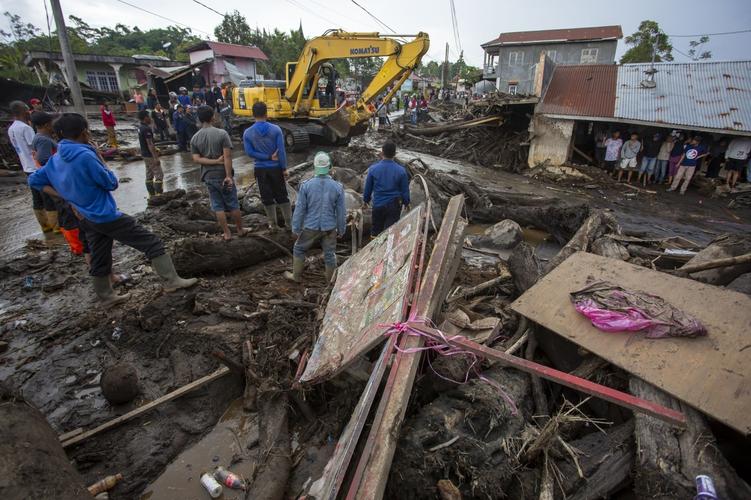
511, 251, 751, 435
299, 206, 423, 384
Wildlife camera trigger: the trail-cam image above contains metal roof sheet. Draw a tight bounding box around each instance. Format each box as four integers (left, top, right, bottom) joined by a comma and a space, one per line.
187, 41, 269, 61
482, 25, 622, 47
615, 61, 751, 133
537, 64, 616, 117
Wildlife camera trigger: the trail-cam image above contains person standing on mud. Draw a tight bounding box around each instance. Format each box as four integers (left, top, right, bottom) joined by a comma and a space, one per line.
191, 105, 247, 241
173, 104, 188, 151
668, 136, 708, 195
152, 103, 169, 142
137, 110, 164, 197
243, 102, 292, 231
617, 133, 641, 184
285, 152, 345, 283
30, 112, 60, 232
100, 103, 118, 148
9, 101, 54, 233
28, 113, 197, 305
725, 136, 751, 190
218, 99, 232, 134
603, 131, 622, 173
363, 141, 410, 236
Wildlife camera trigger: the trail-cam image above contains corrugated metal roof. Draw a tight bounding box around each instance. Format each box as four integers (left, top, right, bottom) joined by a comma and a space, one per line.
187, 41, 269, 61
615, 61, 751, 133
482, 25, 622, 47
537, 65, 616, 117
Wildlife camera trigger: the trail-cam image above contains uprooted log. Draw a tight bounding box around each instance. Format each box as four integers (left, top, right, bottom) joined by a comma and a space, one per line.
629, 378, 751, 500
171, 232, 296, 276
0, 384, 94, 499
247, 392, 290, 500
508, 242, 542, 295
545, 209, 620, 272
678, 234, 751, 284
404, 114, 504, 136
555, 420, 635, 499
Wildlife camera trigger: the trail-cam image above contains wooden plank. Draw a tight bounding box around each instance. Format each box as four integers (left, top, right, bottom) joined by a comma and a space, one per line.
61, 367, 231, 448
351, 195, 467, 500
300, 207, 423, 384
408, 323, 686, 427
511, 251, 751, 435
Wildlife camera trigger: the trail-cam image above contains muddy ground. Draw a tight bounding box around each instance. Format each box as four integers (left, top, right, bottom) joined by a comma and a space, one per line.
1, 125, 750, 499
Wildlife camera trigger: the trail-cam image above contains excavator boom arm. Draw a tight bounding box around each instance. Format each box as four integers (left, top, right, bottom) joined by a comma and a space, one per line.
284, 31, 430, 112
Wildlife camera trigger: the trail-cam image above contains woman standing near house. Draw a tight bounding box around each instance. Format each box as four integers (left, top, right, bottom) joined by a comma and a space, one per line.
133, 90, 146, 112
146, 88, 158, 110
655, 135, 673, 184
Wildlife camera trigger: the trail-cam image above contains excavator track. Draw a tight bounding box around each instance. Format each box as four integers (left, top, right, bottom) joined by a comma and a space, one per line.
277, 122, 311, 152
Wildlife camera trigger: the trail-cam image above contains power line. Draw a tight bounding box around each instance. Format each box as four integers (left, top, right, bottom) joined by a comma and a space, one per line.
350, 0, 397, 34
190, 0, 224, 17
301, 0, 365, 28
448, 0, 462, 54
668, 28, 751, 38
113, 0, 212, 36
284, 0, 343, 28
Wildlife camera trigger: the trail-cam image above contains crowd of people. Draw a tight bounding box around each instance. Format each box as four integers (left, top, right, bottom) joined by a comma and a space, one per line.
8, 95, 413, 305
595, 129, 751, 194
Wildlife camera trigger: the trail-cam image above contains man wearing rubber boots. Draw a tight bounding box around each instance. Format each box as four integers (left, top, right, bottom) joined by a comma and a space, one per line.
243, 102, 292, 231
285, 152, 345, 284
28, 113, 197, 305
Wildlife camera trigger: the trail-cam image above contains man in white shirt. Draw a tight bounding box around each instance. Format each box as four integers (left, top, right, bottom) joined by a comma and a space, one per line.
725, 136, 751, 189
8, 100, 54, 231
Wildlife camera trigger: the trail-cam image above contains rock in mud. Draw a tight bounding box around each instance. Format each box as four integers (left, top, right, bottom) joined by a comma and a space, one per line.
100, 363, 140, 405
727, 272, 751, 296
331, 167, 363, 191
241, 183, 298, 214
476, 219, 523, 249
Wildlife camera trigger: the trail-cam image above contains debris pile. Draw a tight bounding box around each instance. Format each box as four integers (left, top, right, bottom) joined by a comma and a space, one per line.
391, 96, 534, 171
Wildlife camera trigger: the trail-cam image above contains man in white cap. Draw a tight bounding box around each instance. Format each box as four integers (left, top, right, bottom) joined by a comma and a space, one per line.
285, 152, 346, 283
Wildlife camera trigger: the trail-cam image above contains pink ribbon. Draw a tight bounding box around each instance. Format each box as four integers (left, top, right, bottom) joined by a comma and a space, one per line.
382, 318, 518, 415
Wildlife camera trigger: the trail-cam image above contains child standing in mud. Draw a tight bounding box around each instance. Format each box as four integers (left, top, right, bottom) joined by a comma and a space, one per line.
28, 113, 197, 305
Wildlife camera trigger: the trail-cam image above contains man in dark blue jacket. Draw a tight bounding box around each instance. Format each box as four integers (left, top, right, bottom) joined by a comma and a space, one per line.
28, 113, 197, 305
173, 104, 188, 151
363, 141, 410, 236
242, 102, 291, 230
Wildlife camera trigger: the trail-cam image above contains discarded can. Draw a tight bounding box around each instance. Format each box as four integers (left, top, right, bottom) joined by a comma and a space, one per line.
695, 474, 718, 499
200, 472, 222, 498
111, 327, 122, 341
214, 466, 246, 490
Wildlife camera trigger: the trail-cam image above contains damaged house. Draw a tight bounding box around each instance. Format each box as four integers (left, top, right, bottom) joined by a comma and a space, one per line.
481, 25, 622, 95
529, 59, 751, 166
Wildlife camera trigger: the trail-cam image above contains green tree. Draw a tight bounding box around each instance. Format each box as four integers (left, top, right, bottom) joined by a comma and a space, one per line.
214, 10, 251, 45
620, 20, 673, 63
687, 36, 711, 60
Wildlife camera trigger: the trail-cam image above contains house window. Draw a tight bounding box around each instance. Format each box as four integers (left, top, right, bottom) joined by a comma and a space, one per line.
546, 50, 557, 62
508, 51, 524, 66
508, 84, 518, 95
86, 70, 119, 92
580, 48, 599, 64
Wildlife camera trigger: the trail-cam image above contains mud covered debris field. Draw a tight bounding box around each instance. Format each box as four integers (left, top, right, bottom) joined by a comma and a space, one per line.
2, 106, 751, 500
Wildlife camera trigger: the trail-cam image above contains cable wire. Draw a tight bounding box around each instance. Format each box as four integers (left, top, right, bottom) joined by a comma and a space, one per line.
668, 28, 751, 38
449, 0, 462, 54
113, 0, 212, 36
284, 0, 343, 28
190, 0, 224, 17
350, 0, 397, 34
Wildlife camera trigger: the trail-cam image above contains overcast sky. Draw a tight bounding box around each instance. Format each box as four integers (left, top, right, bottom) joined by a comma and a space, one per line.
11, 0, 751, 65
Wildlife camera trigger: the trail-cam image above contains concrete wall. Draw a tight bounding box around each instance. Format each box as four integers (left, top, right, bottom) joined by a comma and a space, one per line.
528, 115, 574, 167
493, 40, 617, 94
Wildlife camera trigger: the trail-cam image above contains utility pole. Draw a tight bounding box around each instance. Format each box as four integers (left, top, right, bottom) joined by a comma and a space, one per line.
49, 0, 86, 115
442, 42, 449, 89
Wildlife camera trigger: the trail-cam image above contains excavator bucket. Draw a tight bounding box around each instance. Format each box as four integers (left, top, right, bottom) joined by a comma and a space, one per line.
322, 105, 352, 138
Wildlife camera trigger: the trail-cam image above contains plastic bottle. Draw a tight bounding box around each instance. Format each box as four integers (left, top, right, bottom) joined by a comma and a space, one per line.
200, 472, 223, 498
214, 466, 246, 490
87, 473, 123, 495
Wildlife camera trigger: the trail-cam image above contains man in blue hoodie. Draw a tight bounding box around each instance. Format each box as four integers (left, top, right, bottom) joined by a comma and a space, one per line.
242, 102, 291, 230
28, 113, 197, 305
285, 152, 345, 283
363, 141, 410, 236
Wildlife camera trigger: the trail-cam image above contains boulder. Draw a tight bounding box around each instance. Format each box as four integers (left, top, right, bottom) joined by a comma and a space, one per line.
100, 363, 140, 405
476, 219, 523, 250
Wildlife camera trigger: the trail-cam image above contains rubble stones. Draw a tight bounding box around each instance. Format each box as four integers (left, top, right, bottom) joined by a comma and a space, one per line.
100, 363, 140, 405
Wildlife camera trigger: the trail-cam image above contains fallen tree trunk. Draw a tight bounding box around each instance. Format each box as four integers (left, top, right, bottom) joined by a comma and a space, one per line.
171, 232, 296, 276
679, 252, 751, 275
247, 393, 290, 500
679, 234, 751, 285
0, 385, 94, 500
508, 242, 542, 295
629, 377, 751, 500
545, 210, 620, 272
555, 420, 635, 500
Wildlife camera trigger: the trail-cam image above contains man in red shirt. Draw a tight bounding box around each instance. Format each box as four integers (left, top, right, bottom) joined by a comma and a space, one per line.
100, 103, 118, 148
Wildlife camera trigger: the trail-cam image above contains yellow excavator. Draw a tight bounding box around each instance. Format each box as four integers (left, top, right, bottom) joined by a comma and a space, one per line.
232, 30, 430, 151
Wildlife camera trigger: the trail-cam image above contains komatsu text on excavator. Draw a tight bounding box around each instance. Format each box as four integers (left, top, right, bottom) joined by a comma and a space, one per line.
232, 30, 429, 151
